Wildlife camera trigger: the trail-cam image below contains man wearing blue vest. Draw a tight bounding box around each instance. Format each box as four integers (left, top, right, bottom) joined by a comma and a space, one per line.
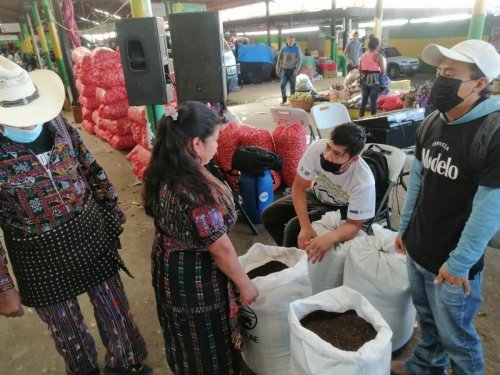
276, 35, 302, 105
391, 39, 500, 375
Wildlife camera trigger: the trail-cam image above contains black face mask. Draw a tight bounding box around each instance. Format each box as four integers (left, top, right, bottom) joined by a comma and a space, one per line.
320, 154, 344, 174
430, 75, 470, 113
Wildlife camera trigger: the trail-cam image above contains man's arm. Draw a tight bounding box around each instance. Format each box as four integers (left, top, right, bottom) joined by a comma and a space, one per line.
294, 47, 303, 75
306, 218, 363, 263
445, 186, 500, 278
292, 175, 316, 249
344, 42, 352, 64
276, 49, 283, 75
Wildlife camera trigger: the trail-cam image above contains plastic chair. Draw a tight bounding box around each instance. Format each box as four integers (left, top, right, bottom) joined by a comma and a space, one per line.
363, 143, 406, 232
310, 102, 351, 139
270, 107, 319, 144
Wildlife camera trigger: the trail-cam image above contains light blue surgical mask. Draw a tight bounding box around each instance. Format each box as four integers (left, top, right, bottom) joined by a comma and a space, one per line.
1, 123, 44, 143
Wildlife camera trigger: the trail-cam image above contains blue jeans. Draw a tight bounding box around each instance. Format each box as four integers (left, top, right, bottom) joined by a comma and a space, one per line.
404, 256, 485, 375
359, 83, 380, 117
280, 68, 296, 99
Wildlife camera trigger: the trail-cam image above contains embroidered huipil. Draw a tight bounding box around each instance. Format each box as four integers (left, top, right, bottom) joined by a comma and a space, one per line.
0, 116, 125, 292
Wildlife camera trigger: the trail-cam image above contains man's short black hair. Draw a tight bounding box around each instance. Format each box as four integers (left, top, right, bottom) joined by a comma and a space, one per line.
329, 123, 366, 157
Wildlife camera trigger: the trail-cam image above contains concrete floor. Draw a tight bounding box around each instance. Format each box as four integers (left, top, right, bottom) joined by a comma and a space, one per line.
1, 75, 499, 374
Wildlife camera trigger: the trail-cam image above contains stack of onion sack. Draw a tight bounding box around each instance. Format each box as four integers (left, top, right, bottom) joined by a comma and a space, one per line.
272, 123, 307, 187
91, 48, 135, 150
126, 106, 151, 180
214, 123, 281, 191
72, 47, 99, 134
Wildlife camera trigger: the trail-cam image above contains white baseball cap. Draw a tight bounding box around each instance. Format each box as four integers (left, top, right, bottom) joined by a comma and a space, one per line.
0, 56, 65, 127
422, 39, 500, 82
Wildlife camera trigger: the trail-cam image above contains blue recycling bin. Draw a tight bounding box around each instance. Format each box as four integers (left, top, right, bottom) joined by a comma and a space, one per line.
239, 170, 274, 224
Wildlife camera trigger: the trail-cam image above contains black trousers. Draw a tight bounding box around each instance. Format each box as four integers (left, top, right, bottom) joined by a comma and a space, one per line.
261, 189, 347, 248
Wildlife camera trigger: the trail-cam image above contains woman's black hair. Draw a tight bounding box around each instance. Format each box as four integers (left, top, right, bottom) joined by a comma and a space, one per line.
368, 36, 380, 51
329, 123, 366, 157
143, 101, 226, 216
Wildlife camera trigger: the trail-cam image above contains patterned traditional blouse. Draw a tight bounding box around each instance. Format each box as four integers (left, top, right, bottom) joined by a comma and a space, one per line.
0, 116, 125, 291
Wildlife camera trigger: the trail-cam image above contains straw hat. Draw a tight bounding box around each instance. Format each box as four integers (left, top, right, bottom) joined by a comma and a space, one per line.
0, 56, 65, 127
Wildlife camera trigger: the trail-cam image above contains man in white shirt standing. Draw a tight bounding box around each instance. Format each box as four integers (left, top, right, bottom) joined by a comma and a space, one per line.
262, 123, 375, 262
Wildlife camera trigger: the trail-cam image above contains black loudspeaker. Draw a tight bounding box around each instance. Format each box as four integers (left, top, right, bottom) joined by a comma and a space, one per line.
361, 121, 419, 148
169, 11, 227, 103
115, 17, 169, 106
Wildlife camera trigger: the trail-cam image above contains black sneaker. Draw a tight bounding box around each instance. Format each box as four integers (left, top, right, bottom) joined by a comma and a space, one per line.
281, 97, 287, 105
103, 363, 153, 375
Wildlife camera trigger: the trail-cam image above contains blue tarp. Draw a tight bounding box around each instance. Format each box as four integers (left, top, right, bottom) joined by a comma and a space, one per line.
237, 44, 274, 64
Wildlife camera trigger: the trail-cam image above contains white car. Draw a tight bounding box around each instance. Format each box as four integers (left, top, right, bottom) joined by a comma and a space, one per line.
380, 46, 420, 79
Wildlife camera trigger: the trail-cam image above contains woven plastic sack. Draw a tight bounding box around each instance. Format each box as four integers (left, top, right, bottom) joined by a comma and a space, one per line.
239, 244, 312, 375
273, 123, 307, 187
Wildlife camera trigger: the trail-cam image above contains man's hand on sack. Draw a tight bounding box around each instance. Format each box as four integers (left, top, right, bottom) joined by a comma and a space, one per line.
435, 264, 471, 296
305, 232, 336, 264
0, 288, 24, 318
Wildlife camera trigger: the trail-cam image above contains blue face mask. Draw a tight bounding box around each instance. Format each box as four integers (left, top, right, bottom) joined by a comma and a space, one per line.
2, 123, 44, 143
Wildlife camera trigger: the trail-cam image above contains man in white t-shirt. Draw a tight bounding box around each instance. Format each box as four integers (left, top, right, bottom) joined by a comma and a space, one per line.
262, 123, 375, 263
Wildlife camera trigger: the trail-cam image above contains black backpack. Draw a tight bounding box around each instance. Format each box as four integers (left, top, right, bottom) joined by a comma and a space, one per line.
231, 146, 283, 176
362, 144, 390, 210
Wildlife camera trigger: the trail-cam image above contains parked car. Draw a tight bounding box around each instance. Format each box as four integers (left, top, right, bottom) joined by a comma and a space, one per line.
379, 46, 420, 79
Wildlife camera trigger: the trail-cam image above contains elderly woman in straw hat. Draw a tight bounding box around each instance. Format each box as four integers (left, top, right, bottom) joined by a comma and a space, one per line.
0, 57, 152, 375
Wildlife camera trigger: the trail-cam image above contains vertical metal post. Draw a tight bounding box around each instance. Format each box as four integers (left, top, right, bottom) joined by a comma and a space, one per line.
330, 0, 337, 64
51, 0, 79, 105
20, 22, 34, 54
26, 12, 43, 68
468, 0, 487, 39
266, 0, 271, 46
374, 0, 383, 40
42, 0, 69, 87
31, 0, 53, 69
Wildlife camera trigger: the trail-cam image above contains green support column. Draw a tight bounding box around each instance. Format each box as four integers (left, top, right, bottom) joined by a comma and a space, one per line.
468, 0, 487, 40
330, 0, 338, 64
128, 0, 165, 138
21, 22, 34, 54
31, 0, 53, 70
26, 13, 43, 68
42, 0, 69, 87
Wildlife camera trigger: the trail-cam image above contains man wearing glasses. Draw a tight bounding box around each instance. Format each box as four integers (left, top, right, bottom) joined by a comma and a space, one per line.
262, 123, 375, 263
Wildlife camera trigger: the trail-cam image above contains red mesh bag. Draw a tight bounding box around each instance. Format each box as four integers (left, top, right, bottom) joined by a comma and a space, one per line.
273, 123, 307, 187
128, 106, 147, 125
71, 46, 92, 65
80, 55, 95, 85
98, 116, 131, 136
130, 121, 149, 149
96, 86, 128, 105
94, 125, 113, 142
109, 134, 136, 150
214, 122, 241, 189
82, 107, 93, 121
99, 100, 129, 120
93, 65, 125, 88
78, 95, 100, 110
92, 47, 121, 70
73, 64, 82, 79
381, 95, 404, 112
127, 145, 151, 180
81, 119, 95, 134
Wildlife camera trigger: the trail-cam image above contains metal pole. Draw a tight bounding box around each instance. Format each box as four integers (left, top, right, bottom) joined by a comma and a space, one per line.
277, 26, 282, 50
330, 0, 337, 64
26, 12, 43, 68
31, 0, 53, 70
20, 22, 34, 54
374, 0, 383, 40
266, 0, 271, 46
42, 0, 69, 87
51, 0, 79, 105
468, 0, 487, 39
130, 0, 153, 18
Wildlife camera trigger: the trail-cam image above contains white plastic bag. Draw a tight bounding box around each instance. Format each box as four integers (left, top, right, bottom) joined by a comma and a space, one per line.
288, 286, 392, 375
295, 73, 315, 92
239, 244, 312, 375
343, 224, 416, 351
308, 211, 366, 294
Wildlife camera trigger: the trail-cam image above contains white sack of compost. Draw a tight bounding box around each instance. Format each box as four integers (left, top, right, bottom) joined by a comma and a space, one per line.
308, 211, 366, 294
239, 243, 312, 375
288, 286, 392, 375
295, 73, 316, 92
343, 224, 416, 351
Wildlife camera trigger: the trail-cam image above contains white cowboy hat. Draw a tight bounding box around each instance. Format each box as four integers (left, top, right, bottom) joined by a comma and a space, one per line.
0, 56, 65, 127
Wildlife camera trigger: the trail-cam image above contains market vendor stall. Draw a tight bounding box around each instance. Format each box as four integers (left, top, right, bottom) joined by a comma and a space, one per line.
237, 44, 275, 84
